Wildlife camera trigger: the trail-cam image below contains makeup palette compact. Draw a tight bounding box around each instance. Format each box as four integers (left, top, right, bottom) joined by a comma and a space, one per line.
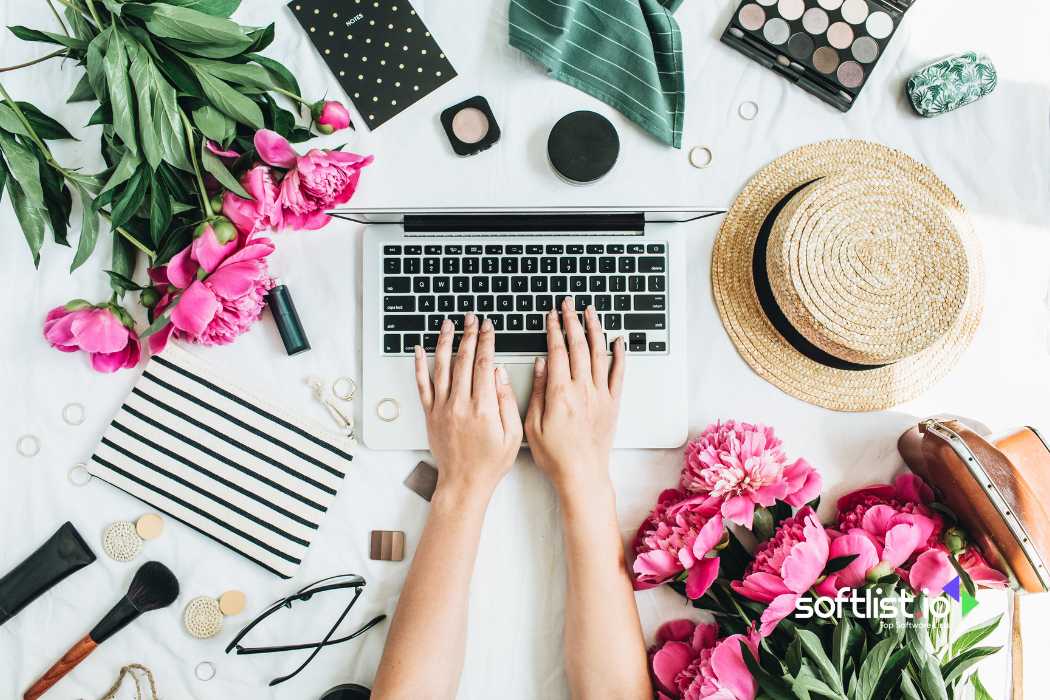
722, 0, 914, 111
440, 96, 500, 156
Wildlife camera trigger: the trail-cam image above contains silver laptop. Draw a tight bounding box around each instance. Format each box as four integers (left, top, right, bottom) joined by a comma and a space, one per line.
336, 206, 723, 450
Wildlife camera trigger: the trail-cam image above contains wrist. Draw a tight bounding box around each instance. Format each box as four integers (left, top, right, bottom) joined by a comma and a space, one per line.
556, 471, 615, 514
432, 470, 497, 511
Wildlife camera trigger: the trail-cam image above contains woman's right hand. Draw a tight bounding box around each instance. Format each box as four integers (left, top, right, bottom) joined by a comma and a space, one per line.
525, 297, 626, 496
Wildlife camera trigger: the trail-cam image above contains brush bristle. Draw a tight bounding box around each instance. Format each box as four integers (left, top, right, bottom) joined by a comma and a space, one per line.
127, 561, 180, 612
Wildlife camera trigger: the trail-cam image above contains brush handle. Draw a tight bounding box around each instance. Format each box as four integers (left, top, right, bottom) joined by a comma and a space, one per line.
23, 634, 97, 700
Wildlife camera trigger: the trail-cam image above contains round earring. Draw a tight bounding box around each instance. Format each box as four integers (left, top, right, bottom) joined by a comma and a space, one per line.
184, 590, 247, 639
102, 514, 165, 562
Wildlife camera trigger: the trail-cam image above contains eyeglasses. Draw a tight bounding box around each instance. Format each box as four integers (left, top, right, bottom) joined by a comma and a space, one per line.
320, 684, 372, 700
225, 574, 387, 686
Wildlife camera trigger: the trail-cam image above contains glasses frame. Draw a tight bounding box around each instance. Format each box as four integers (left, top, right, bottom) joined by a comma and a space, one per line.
225, 574, 387, 686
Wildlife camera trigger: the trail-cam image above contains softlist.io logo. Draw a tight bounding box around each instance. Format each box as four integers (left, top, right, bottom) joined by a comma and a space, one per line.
943, 576, 979, 617
795, 576, 977, 624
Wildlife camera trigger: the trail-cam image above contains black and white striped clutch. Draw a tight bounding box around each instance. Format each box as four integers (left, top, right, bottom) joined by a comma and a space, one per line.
88, 344, 353, 578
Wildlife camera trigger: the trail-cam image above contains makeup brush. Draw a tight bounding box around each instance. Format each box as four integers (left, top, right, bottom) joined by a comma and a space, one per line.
23, 561, 179, 700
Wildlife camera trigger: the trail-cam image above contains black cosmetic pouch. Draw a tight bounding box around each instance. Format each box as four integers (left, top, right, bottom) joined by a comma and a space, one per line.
0, 521, 96, 625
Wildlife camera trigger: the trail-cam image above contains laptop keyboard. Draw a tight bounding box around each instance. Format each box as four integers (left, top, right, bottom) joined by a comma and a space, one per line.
382, 241, 669, 355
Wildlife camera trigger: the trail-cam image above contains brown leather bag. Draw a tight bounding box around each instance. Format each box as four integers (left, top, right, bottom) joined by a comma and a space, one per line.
898, 418, 1050, 593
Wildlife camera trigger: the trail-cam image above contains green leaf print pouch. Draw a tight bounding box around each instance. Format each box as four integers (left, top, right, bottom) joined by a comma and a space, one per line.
907, 51, 997, 117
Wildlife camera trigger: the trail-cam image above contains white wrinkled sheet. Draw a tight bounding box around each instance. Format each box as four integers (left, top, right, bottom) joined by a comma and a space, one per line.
2, 0, 1049, 697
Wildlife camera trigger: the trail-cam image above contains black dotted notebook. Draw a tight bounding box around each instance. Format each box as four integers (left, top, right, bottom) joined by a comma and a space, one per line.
289, 0, 457, 129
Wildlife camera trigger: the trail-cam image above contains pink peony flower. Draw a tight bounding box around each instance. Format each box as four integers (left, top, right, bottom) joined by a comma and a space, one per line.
148, 226, 275, 351
254, 129, 373, 230
681, 421, 822, 529
957, 547, 1009, 589
649, 619, 758, 700
731, 507, 832, 636
223, 165, 281, 236
633, 490, 725, 600
43, 302, 141, 373
313, 100, 352, 133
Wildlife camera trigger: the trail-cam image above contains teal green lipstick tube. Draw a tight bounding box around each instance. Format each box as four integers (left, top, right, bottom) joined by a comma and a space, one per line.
267, 283, 310, 355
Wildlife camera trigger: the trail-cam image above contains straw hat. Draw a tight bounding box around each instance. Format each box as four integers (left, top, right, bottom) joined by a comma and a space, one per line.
712, 139, 983, 411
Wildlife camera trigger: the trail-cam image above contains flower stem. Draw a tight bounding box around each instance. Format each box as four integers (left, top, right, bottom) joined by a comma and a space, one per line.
99, 210, 156, 257
0, 81, 53, 155
45, 0, 70, 35
272, 85, 309, 106
84, 0, 102, 27
179, 111, 214, 218
0, 49, 69, 74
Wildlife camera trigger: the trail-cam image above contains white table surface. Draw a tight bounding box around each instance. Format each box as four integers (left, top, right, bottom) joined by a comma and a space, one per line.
2, 0, 1049, 698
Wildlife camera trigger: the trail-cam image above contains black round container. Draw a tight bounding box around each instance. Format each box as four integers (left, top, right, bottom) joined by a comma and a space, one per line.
546, 110, 620, 185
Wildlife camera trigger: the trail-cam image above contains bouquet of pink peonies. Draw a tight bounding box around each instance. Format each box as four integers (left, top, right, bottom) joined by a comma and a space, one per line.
634, 420, 1010, 700
2, 1, 372, 372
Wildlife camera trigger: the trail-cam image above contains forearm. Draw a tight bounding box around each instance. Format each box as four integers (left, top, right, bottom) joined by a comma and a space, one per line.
372, 480, 491, 700
559, 479, 651, 700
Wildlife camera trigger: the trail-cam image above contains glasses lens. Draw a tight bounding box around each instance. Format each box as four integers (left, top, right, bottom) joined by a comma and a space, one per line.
321, 683, 371, 700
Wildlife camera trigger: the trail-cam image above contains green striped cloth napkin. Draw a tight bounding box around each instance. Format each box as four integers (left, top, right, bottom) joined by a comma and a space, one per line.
508, 0, 685, 148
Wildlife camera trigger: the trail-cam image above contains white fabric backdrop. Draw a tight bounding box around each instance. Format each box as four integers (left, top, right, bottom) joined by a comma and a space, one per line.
2, 0, 1049, 698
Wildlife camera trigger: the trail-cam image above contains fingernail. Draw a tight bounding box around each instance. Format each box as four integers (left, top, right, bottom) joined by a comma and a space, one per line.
465, 313, 477, 327
441, 319, 452, 332
616, 336, 625, 347
564, 296, 574, 308
496, 365, 509, 384
414, 345, 423, 355
535, 357, 546, 375
482, 318, 493, 332
586, 305, 596, 318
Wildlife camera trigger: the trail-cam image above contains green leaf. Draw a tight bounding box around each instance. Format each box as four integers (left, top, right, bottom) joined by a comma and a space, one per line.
86, 29, 110, 101
105, 269, 143, 293
192, 105, 235, 144
36, 151, 72, 245
16, 103, 74, 140
64, 170, 105, 195
245, 23, 275, 53
70, 183, 100, 271
247, 53, 301, 98
918, 658, 949, 700
193, 69, 263, 129
8, 25, 86, 51
159, 0, 241, 16
140, 306, 172, 339
184, 56, 274, 91
970, 672, 994, 700
127, 39, 191, 171
87, 103, 112, 127
110, 165, 150, 229
952, 614, 1003, 657
0, 103, 27, 135
148, 181, 172, 244
111, 229, 136, 281
790, 666, 843, 700
66, 6, 97, 42
0, 131, 48, 265
99, 150, 141, 197
200, 142, 249, 198
854, 637, 895, 700
824, 554, 859, 576
0, 155, 7, 201
740, 645, 795, 700
942, 646, 1001, 687
796, 630, 845, 697
900, 671, 922, 700
101, 0, 124, 14
870, 648, 910, 700
123, 3, 252, 58
68, 74, 96, 103
103, 29, 139, 154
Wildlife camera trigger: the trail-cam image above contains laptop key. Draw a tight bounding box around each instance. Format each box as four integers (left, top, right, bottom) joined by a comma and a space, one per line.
635, 295, 666, 311
444, 245, 462, 255
604, 314, 622, 330
383, 245, 402, 255
466, 245, 483, 255
516, 296, 533, 311
434, 277, 450, 292
649, 341, 667, 352
471, 277, 489, 293
581, 257, 597, 273
419, 296, 435, 312
495, 333, 547, 353
452, 277, 469, 293
589, 277, 606, 292
478, 295, 494, 312
610, 276, 626, 292
599, 257, 616, 273
438, 296, 455, 311
522, 257, 538, 274
384, 334, 400, 353
526, 244, 544, 254
607, 244, 624, 254
501, 258, 518, 274
404, 259, 420, 274
595, 295, 611, 311
551, 276, 568, 292
488, 315, 504, 330
647, 244, 666, 254
531, 277, 548, 292
384, 259, 401, 274
492, 276, 509, 292
570, 276, 587, 292
512, 277, 528, 293
629, 332, 646, 352
463, 258, 480, 274
384, 277, 410, 293
614, 295, 631, 311
485, 244, 503, 254
424, 334, 439, 351
639, 257, 666, 273
545, 244, 564, 254
541, 257, 557, 273
559, 258, 577, 273
567, 244, 584, 254
648, 276, 666, 292
508, 315, 524, 331
442, 258, 459, 274
627, 244, 645, 254
526, 314, 544, 330
405, 245, 422, 255
385, 315, 424, 331
413, 277, 430, 293
625, 314, 666, 330
425, 245, 441, 255
575, 295, 592, 311
424, 258, 440, 274
449, 315, 465, 331
403, 334, 421, 352
458, 296, 475, 312
428, 315, 444, 331
629, 276, 645, 292
618, 257, 636, 273
482, 257, 499, 274
506, 244, 524, 255
586, 244, 604, 254
497, 295, 514, 311
536, 295, 554, 311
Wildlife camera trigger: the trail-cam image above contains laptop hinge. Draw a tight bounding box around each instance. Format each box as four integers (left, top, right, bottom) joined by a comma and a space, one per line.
403, 213, 645, 234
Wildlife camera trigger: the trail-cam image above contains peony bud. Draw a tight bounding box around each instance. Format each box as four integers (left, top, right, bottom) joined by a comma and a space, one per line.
312, 100, 352, 134
212, 217, 238, 244
210, 193, 225, 213
193, 221, 211, 239
140, 288, 161, 309
942, 527, 968, 555
866, 562, 894, 582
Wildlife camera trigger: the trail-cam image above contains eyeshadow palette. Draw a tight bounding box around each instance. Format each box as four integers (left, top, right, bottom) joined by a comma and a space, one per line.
288, 0, 457, 129
722, 0, 914, 111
